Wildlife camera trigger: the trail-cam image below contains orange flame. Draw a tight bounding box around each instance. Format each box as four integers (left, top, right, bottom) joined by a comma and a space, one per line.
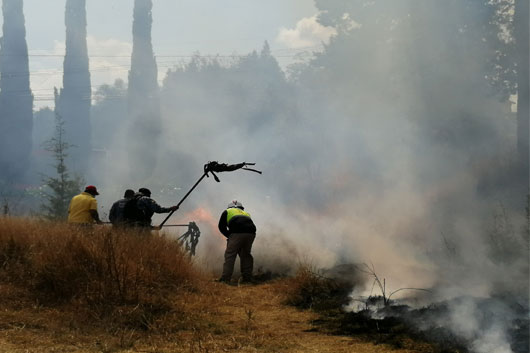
175, 207, 224, 239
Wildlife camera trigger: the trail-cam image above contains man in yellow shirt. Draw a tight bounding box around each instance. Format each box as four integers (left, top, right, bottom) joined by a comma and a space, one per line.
68, 185, 102, 224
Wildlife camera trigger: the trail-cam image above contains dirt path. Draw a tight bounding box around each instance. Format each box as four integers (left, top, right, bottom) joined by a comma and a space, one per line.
134, 281, 430, 353
0, 281, 430, 352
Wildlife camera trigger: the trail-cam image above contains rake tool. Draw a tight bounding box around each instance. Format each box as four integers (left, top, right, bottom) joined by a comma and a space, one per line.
157, 161, 261, 229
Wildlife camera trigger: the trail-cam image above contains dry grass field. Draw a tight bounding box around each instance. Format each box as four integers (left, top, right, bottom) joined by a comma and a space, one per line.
0, 218, 435, 353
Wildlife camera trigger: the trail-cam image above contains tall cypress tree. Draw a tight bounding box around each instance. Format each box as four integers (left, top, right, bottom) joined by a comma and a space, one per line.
55, 0, 91, 174
0, 0, 33, 182
128, 0, 161, 179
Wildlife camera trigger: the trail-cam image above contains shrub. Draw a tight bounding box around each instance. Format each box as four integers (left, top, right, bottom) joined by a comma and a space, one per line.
283, 265, 352, 311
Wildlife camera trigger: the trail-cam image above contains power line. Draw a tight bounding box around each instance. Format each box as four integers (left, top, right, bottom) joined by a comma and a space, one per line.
0, 58, 302, 78
3, 46, 323, 105
0, 45, 323, 59
0, 53, 314, 59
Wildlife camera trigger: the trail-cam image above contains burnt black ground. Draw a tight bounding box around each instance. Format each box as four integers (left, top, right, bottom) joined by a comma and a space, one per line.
311, 295, 529, 353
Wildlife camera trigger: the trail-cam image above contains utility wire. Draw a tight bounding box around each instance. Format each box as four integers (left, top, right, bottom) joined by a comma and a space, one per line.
0, 45, 323, 58
2, 47, 323, 103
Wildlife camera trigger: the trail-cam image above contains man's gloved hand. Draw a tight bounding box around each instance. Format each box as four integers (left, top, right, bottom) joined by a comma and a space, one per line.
170, 205, 179, 212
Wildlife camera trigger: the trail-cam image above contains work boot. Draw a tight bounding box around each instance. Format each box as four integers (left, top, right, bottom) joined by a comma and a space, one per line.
238, 277, 255, 285
215, 277, 230, 284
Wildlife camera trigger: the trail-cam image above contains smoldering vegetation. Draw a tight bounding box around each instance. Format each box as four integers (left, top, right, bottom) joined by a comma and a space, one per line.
311, 298, 526, 353
283, 264, 528, 353
335, 295, 528, 353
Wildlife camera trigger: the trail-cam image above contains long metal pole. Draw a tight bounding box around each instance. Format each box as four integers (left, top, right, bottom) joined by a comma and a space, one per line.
158, 172, 208, 228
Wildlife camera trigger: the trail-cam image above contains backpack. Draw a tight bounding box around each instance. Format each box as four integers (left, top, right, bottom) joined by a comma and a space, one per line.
123, 194, 145, 225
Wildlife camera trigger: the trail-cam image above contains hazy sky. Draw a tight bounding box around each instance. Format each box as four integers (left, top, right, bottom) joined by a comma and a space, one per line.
0, 0, 337, 108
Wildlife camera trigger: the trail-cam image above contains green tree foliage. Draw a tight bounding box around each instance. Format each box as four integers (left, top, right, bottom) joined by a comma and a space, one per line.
161, 41, 289, 135
157, 42, 292, 182
91, 79, 128, 149
40, 113, 83, 221
487, 0, 518, 101
298, 0, 517, 168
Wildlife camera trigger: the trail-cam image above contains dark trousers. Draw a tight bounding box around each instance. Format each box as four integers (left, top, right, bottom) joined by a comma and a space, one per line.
221, 232, 256, 281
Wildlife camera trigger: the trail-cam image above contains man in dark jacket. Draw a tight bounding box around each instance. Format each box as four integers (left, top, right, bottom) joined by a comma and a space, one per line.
109, 189, 135, 227
135, 187, 178, 228
218, 200, 256, 283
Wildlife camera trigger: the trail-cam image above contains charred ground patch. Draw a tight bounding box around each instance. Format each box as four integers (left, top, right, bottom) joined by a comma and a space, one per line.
282, 264, 529, 353
310, 296, 529, 353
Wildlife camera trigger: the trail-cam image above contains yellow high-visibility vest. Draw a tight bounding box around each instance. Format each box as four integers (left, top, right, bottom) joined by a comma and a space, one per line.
226, 208, 251, 223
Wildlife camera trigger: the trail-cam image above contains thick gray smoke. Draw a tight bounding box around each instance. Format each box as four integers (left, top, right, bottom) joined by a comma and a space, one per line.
88, 1, 528, 293
26, 1, 528, 351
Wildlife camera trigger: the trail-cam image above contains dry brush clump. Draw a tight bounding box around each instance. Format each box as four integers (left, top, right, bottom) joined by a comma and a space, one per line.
0, 217, 200, 314
282, 265, 353, 311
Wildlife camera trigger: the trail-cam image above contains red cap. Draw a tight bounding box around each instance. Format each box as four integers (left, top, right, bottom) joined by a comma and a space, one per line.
84, 185, 99, 195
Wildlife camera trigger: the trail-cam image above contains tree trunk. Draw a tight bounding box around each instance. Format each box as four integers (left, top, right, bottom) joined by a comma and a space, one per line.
515, 0, 529, 193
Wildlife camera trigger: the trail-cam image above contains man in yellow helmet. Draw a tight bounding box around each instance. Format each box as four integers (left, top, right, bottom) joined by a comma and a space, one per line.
217, 200, 256, 284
